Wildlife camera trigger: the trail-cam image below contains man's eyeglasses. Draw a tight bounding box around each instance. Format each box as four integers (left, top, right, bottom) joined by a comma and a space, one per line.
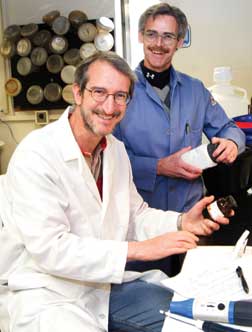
85, 87, 130, 106
143, 30, 178, 45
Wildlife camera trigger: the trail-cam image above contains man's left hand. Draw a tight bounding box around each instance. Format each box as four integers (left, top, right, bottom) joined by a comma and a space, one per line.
211, 137, 238, 164
182, 196, 231, 236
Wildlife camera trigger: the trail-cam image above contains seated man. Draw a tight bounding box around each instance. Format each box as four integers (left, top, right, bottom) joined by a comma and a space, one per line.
0, 51, 230, 332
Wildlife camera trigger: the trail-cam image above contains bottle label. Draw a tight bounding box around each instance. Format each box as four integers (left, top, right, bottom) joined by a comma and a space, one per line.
207, 201, 224, 220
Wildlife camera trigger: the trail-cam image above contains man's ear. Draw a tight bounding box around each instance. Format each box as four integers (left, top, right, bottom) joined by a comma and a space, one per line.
72, 83, 82, 105
138, 31, 144, 43
176, 38, 184, 50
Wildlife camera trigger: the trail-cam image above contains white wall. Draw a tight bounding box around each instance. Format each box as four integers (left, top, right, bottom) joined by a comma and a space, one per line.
129, 0, 252, 100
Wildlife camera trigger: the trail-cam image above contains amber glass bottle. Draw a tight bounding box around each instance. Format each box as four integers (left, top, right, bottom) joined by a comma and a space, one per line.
203, 195, 238, 221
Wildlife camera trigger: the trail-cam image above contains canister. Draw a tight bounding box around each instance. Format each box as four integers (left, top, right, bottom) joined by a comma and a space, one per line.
94, 32, 114, 51
26, 85, 44, 105
52, 16, 70, 35
60, 65, 76, 84
20, 23, 38, 39
63, 48, 81, 66
46, 54, 64, 74
44, 83, 62, 102
0, 40, 16, 58
16, 57, 34, 76
30, 47, 48, 66
62, 84, 75, 104
49, 35, 68, 54
16, 38, 32, 57
78, 23, 97, 42
5, 78, 22, 97
43, 10, 60, 26
68, 10, 88, 28
96, 17, 114, 33
80, 43, 97, 60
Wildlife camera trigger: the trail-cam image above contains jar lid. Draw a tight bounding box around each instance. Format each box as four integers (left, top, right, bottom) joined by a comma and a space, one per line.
46, 54, 64, 73
32, 29, 52, 47
63, 48, 80, 65
78, 23, 97, 42
16, 57, 33, 76
30, 47, 48, 66
16, 38, 32, 56
60, 65, 76, 84
43, 10, 60, 26
4, 24, 21, 41
20, 23, 38, 38
44, 83, 62, 102
46, 54, 64, 74
94, 32, 114, 51
0, 40, 16, 58
5, 78, 22, 96
26, 85, 44, 104
49, 35, 68, 54
52, 16, 70, 35
62, 84, 75, 104
96, 17, 114, 32
80, 42, 97, 60
68, 10, 88, 28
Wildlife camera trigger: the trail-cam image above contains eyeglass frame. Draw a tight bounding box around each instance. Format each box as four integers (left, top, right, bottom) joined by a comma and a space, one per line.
143, 30, 178, 45
84, 87, 131, 106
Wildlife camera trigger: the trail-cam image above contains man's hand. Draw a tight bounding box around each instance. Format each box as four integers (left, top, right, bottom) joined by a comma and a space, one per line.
127, 231, 199, 262
182, 195, 231, 236
211, 137, 238, 164
157, 147, 202, 180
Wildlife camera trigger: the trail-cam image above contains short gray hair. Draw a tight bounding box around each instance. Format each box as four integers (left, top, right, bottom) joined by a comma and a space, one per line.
138, 2, 188, 40
74, 51, 136, 98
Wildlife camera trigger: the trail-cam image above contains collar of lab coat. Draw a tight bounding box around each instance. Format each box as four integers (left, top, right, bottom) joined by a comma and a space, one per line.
55, 107, 115, 205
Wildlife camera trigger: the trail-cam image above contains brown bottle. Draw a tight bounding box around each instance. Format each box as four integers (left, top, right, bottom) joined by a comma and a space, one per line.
203, 195, 237, 221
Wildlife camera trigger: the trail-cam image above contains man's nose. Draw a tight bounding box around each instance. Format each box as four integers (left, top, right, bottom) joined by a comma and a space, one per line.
103, 95, 116, 114
156, 35, 163, 46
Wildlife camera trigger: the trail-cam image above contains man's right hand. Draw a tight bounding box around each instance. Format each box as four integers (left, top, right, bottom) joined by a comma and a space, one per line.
157, 146, 202, 179
127, 231, 199, 262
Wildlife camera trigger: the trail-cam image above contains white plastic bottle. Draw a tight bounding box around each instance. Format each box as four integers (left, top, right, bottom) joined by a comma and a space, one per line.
181, 143, 218, 170
208, 67, 249, 119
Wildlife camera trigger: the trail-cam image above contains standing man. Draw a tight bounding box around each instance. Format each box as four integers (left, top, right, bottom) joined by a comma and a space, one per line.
0, 52, 230, 332
114, 2, 245, 213
113, 2, 245, 276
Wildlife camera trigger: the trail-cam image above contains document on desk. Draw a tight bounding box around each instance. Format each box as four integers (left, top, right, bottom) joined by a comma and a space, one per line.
162, 246, 252, 301
161, 245, 252, 332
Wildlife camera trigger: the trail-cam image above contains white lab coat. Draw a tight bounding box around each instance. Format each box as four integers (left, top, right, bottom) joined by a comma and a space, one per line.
0, 107, 179, 331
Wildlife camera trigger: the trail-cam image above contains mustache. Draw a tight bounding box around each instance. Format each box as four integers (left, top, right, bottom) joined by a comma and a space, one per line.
92, 108, 121, 117
148, 46, 169, 53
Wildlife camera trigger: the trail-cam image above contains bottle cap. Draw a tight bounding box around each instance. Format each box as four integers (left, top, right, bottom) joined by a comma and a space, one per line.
3, 24, 21, 41
16, 57, 34, 76
207, 143, 219, 162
